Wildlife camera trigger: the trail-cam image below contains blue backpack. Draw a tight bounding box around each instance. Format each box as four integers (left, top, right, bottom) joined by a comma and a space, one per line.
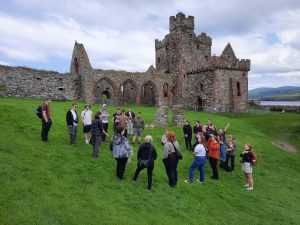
35, 106, 42, 119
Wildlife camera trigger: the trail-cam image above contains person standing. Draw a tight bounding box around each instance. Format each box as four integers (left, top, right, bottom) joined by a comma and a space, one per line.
183, 121, 192, 150
163, 131, 180, 187
240, 144, 254, 190
90, 112, 108, 158
185, 134, 207, 184
207, 131, 220, 180
112, 108, 122, 124
219, 123, 230, 170
132, 112, 145, 144
110, 127, 133, 180
193, 121, 202, 143
225, 134, 237, 172
133, 135, 157, 190
81, 104, 93, 144
66, 103, 79, 145
126, 107, 135, 137
41, 98, 52, 142
100, 104, 110, 141
119, 110, 129, 138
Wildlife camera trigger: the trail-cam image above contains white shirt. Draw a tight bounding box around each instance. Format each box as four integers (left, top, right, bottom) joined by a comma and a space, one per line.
194, 144, 206, 157
71, 110, 78, 126
81, 110, 92, 125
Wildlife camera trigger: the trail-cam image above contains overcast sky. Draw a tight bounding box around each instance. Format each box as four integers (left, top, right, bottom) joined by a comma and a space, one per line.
0, 0, 300, 90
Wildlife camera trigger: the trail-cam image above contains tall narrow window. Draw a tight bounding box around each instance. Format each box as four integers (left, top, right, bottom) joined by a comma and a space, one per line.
157, 57, 161, 64
121, 85, 124, 97
237, 82, 241, 96
200, 83, 203, 92
163, 83, 168, 97
74, 58, 79, 74
196, 44, 200, 49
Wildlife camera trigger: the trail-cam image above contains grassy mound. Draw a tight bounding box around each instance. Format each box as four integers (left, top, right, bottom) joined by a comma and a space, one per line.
0, 97, 299, 225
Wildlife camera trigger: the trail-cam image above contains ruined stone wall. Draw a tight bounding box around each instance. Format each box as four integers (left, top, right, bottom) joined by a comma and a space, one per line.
0, 65, 78, 100
82, 69, 176, 106
213, 69, 248, 112
185, 71, 214, 111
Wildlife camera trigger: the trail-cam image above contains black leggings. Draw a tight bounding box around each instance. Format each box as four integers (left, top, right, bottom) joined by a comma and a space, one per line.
209, 157, 219, 179
115, 157, 128, 179
163, 155, 179, 186
133, 165, 154, 190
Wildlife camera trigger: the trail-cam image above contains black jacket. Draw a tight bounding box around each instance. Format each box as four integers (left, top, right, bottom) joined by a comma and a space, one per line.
91, 118, 103, 136
183, 124, 192, 137
66, 110, 79, 126
193, 125, 202, 137
125, 111, 135, 121
137, 143, 157, 167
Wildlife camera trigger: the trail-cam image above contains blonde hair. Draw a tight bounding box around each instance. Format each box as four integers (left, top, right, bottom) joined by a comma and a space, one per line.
144, 135, 153, 143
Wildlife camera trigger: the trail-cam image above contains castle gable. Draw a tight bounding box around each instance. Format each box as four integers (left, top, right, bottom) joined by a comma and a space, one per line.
220, 43, 237, 59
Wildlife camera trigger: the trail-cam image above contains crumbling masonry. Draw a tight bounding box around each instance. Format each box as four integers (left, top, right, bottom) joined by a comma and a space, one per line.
0, 12, 250, 126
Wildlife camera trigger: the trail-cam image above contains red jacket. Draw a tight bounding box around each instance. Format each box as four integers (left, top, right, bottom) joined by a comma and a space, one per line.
207, 139, 220, 159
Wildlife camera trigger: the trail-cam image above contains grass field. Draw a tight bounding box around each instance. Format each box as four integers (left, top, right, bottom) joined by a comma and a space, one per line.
0, 97, 299, 225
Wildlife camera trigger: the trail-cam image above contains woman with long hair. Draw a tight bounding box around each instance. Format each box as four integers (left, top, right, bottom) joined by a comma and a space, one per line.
240, 144, 254, 190
163, 131, 180, 187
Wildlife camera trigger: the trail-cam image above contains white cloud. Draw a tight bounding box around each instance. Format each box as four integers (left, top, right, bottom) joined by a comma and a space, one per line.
0, 0, 300, 89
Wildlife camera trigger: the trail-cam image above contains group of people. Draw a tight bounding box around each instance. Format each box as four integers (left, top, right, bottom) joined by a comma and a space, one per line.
39, 99, 255, 191
182, 119, 255, 190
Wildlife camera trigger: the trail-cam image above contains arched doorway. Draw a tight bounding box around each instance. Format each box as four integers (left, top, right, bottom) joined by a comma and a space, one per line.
94, 78, 116, 105
119, 79, 137, 105
197, 96, 203, 111
140, 81, 157, 106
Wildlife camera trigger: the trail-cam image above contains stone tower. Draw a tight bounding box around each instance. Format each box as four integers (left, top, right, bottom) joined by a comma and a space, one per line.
70, 41, 93, 100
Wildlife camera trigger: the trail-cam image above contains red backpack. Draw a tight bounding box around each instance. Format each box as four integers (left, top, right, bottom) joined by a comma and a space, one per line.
252, 151, 258, 166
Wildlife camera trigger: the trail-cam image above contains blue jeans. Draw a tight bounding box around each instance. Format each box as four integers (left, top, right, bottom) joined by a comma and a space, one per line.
189, 156, 206, 182
220, 143, 227, 162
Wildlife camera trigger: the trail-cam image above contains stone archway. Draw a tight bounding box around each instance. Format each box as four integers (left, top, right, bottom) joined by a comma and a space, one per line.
94, 78, 117, 105
140, 81, 157, 106
119, 79, 137, 105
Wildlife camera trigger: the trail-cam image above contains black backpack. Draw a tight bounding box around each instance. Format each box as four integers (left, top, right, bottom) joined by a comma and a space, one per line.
35, 106, 42, 119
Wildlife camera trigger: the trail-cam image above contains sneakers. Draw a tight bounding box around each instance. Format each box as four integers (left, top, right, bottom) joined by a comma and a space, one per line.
85, 140, 89, 144
246, 186, 253, 191
184, 180, 191, 184
244, 184, 250, 187
196, 179, 203, 184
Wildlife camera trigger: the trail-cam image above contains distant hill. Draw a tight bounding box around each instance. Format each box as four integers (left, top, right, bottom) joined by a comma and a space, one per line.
249, 86, 300, 101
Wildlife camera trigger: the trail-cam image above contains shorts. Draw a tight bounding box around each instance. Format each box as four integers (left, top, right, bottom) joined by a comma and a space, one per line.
133, 128, 143, 136
83, 125, 91, 133
242, 162, 253, 174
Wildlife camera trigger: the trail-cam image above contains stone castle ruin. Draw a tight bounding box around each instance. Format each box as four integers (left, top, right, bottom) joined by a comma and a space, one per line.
0, 12, 250, 126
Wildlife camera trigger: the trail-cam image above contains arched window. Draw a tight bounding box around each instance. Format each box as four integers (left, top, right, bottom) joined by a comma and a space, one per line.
237, 82, 241, 96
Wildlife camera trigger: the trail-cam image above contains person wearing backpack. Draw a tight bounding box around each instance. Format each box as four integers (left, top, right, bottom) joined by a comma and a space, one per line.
240, 144, 254, 191
132, 135, 157, 190
110, 126, 133, 180
40, 99, 52, 142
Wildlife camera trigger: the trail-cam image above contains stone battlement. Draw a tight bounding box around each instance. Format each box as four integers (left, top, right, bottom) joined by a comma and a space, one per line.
169, 12, 194, 33
196, 33, 212, 46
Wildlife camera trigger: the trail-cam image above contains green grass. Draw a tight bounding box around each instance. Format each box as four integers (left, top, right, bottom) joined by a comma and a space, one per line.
0, 97, 300, 225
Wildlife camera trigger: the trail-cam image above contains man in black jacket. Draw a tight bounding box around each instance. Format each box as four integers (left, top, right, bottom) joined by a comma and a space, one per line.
183, 121, 192, 150
91, 112, 108, 158
66, 103, 79, 145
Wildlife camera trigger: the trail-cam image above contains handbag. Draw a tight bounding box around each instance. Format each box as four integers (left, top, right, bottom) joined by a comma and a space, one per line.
138, 145, 152, 167
171, 142, 183, 160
